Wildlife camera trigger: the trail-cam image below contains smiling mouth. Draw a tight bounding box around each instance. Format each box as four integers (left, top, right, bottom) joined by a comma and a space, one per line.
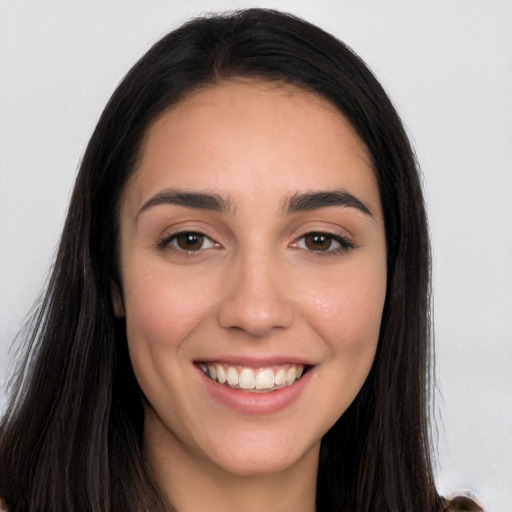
197, 362, 309, 392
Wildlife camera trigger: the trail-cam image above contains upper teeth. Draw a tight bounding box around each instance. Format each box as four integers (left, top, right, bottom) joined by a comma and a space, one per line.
199, 363, 305, 392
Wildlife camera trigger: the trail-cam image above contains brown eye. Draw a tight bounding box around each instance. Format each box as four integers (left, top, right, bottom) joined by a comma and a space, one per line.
295, 232, 354, 254
176, 233, 204, 250
167, 232, 215, 251
303, 233, 334, 251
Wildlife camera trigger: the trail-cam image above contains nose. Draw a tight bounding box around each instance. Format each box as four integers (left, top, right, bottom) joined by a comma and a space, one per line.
217, 252, 295, 338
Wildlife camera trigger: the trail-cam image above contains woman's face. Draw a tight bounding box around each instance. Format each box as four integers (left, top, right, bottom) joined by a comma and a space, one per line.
116, 80, 387, 479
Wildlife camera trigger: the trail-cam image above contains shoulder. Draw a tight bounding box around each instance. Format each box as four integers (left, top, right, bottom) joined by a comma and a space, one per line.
0, 498, 8, 511
444, 494, 484, 511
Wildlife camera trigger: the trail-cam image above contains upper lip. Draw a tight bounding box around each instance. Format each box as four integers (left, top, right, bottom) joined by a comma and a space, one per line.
194, 355, 315, 368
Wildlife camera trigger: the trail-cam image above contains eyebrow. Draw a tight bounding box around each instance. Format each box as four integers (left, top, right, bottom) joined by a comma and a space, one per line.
283, 190, 373, 217
136, 187, 373, 220
136, 189, 232, 220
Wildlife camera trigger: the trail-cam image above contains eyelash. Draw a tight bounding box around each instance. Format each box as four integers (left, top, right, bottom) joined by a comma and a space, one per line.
292, 232, 355, 256
157, 230, 355, 257
157, 231, 217, 253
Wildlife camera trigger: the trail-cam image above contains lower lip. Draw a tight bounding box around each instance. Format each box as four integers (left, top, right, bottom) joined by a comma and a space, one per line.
198, 366, 313, 415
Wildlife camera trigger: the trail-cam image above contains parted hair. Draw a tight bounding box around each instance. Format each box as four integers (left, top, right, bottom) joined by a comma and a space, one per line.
0, 9, 443, 511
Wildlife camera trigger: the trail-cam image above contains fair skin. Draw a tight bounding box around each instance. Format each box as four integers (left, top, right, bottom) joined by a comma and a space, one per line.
115, 80, 387, 512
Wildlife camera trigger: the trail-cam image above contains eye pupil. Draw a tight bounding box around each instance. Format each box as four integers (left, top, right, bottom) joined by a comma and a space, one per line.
177, 233, 204, 250
305, 233, 331, 251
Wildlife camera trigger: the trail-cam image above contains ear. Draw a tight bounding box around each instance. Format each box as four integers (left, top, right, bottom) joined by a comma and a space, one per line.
111, 280, 125, 317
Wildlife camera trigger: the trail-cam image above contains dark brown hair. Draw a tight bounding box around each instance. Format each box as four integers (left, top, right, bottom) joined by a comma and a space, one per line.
0, 9, 442, 511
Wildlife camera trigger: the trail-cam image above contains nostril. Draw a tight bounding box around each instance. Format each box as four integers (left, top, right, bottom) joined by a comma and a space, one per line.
217, 292, 295, 336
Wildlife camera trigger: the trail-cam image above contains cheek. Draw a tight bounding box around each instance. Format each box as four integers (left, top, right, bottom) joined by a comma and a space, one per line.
305, 259, 386, 350
122, 263, 217, 353
121, 264, 222, 402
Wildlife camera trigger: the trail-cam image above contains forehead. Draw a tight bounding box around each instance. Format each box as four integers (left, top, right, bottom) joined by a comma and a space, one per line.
124, 79, 379, 215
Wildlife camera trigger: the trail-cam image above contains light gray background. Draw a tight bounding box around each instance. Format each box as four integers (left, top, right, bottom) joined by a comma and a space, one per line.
1, 1, 511, 510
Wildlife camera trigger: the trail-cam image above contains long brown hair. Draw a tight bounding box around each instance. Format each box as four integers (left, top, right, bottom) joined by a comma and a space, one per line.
1, 9, 442, 511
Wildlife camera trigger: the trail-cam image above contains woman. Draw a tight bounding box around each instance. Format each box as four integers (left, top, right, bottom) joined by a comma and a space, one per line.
0, 9, 482, 512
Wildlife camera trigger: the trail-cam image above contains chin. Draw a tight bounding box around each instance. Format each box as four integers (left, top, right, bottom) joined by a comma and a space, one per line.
197, 428, 321, 478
